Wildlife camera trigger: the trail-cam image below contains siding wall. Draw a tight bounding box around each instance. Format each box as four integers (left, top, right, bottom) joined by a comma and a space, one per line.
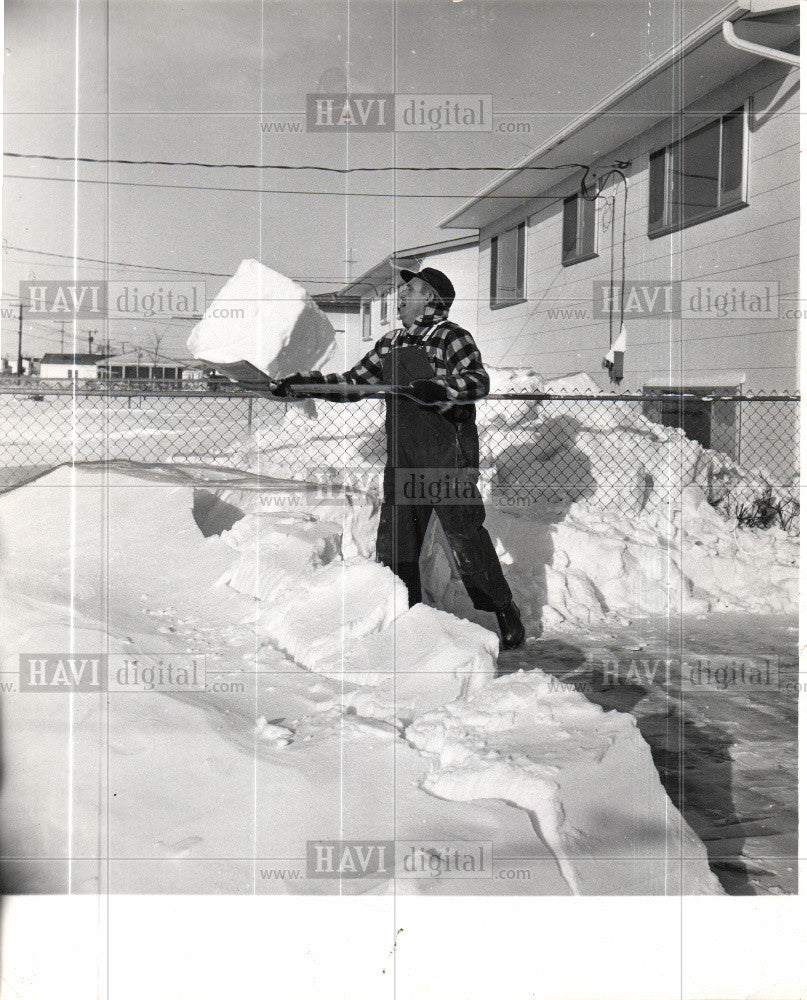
473, 58, 799, 395
39, 364, 99, 378
319, 307, 363, 376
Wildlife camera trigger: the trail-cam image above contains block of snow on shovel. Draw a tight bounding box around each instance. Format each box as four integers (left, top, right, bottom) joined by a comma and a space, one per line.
187, 259, 336, 379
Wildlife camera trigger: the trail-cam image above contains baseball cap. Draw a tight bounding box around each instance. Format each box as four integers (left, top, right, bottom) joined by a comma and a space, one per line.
397, 266, 456, 310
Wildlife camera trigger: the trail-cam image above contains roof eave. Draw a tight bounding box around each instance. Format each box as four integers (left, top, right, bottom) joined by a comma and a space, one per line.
438, 0, 743, 230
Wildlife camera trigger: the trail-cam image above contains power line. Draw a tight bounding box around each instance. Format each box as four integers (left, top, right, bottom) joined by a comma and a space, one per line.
3, 243, 350, 283
4, 172, 554, 201
5, 151, 588, 174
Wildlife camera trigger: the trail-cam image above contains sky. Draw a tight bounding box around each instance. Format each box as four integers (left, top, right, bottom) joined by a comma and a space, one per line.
2, 0, 729, 359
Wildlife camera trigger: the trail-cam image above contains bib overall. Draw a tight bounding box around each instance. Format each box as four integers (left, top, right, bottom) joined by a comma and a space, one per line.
376, 336, 513, 612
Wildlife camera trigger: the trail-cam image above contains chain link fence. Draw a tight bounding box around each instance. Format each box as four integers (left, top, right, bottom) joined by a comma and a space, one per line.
0, 379, 798, 529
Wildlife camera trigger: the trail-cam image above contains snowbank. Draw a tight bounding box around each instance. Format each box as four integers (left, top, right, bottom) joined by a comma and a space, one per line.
218, 510, 344, 603
0, 462, 725, 895
406, 669, 723, 895
322, 603, 498, 715
255, 559, 408, 672
236, 366, 798, 627
187, 259, 335, 376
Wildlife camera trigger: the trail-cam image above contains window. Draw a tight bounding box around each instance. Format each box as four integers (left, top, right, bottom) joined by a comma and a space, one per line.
361, 302, 372, 341
561, 193, 597, 266
380, 292, 389, 325
643, 386, 740, 460
490, 222, 526, 308
648, 105, 747, 238
67, 369, 76, 379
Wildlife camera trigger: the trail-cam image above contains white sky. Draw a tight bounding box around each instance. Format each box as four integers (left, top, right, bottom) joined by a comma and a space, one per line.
2, 0, 728, 358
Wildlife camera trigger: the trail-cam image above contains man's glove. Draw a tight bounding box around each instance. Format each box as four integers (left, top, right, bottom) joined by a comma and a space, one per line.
407, 378, 451, 404
274, 371, 325, 398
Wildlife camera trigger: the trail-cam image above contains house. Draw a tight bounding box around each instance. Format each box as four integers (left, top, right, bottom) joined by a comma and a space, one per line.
337, 236, 479, 368
312, 291, 363, 374
96, 351, 196, 382
38, 353, 109, 379
438, 1, 799, 475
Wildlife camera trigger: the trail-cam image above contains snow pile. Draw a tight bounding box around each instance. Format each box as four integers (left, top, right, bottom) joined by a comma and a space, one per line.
486, 489, 797, 629
406, 669, 723, 895
187, 259, 335, 376
217, 499, 495, 707
254, 559, 408, 672
235, 365, 797, 625
0, 463, 728, 896
486, 365, 546, 424
320, 603, 498, 716
218, 511, 343, 603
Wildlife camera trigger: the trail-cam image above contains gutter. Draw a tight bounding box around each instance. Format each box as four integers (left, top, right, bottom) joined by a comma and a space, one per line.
722, 19, 800, 66
439, 2, 758, 230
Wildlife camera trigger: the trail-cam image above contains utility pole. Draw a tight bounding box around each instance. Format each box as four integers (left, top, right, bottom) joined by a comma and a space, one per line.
345, 247, 357, 281
59, 320, 65, 352
16, 302, 23, 376
87, 330, 96, 355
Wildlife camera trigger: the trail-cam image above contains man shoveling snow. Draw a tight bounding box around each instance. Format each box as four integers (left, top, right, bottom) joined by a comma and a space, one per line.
274, 267, 526, 650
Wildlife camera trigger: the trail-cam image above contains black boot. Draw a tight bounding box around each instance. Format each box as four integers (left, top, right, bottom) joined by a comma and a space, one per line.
495, 600, 525, 650
396, 561, 422, 607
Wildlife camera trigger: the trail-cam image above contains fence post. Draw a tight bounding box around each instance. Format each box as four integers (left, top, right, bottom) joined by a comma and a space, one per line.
247, 396, 253, 437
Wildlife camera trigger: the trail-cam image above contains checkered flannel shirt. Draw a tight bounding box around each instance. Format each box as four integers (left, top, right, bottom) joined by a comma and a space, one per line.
323, 321, 490, 401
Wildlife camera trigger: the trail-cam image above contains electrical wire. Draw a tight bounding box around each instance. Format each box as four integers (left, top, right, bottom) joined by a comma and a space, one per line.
3, 243, 349, 283
582, 167, 629, 347
5, 151, 590, 174
4, 172, 561, 201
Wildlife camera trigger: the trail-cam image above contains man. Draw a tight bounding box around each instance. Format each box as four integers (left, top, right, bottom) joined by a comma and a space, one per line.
275, 267, 525, 650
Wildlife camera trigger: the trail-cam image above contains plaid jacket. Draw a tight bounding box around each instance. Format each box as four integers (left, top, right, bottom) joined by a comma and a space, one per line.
324, 321, 490, 402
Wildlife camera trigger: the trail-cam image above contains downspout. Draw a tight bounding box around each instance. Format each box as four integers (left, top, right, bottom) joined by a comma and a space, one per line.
722, 20, 800, 67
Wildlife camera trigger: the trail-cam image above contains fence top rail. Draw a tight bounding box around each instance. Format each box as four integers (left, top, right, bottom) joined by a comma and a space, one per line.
0, 379, 799, 404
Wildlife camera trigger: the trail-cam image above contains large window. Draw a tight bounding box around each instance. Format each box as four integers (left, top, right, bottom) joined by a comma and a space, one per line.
561, 193, 597, 266
361, 301, 372, 341
490, 222, 526, 309
648, 105, 748, 238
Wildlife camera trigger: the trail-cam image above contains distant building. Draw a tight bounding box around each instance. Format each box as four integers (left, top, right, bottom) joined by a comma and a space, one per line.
97, 351, 197, 382
312, 292, 363, 375
39, 353, 109, 379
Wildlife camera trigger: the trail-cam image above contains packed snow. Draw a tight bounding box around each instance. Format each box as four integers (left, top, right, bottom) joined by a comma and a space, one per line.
406, 670, 721, 894
187, 259, 336, 375
0, 462, 724, 895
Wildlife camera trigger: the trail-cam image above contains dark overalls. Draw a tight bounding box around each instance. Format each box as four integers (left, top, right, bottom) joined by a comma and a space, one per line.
376, 339, 513, 612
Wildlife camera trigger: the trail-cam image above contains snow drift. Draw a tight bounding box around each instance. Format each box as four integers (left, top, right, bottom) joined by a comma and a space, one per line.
0, 462, 723, 895
406, 669, 723, 895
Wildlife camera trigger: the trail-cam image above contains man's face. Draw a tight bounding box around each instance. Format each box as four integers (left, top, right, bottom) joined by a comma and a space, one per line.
397, 277, 434, 328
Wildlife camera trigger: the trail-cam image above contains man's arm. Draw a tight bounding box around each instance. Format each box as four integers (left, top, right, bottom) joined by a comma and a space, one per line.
428, 325, 490, 401
274, 331, 394, 397
322, 331, 392, 387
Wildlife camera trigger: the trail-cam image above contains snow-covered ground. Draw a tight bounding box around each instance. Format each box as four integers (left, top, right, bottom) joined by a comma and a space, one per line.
0, 391, 266, 489
0, 460, 796, 896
